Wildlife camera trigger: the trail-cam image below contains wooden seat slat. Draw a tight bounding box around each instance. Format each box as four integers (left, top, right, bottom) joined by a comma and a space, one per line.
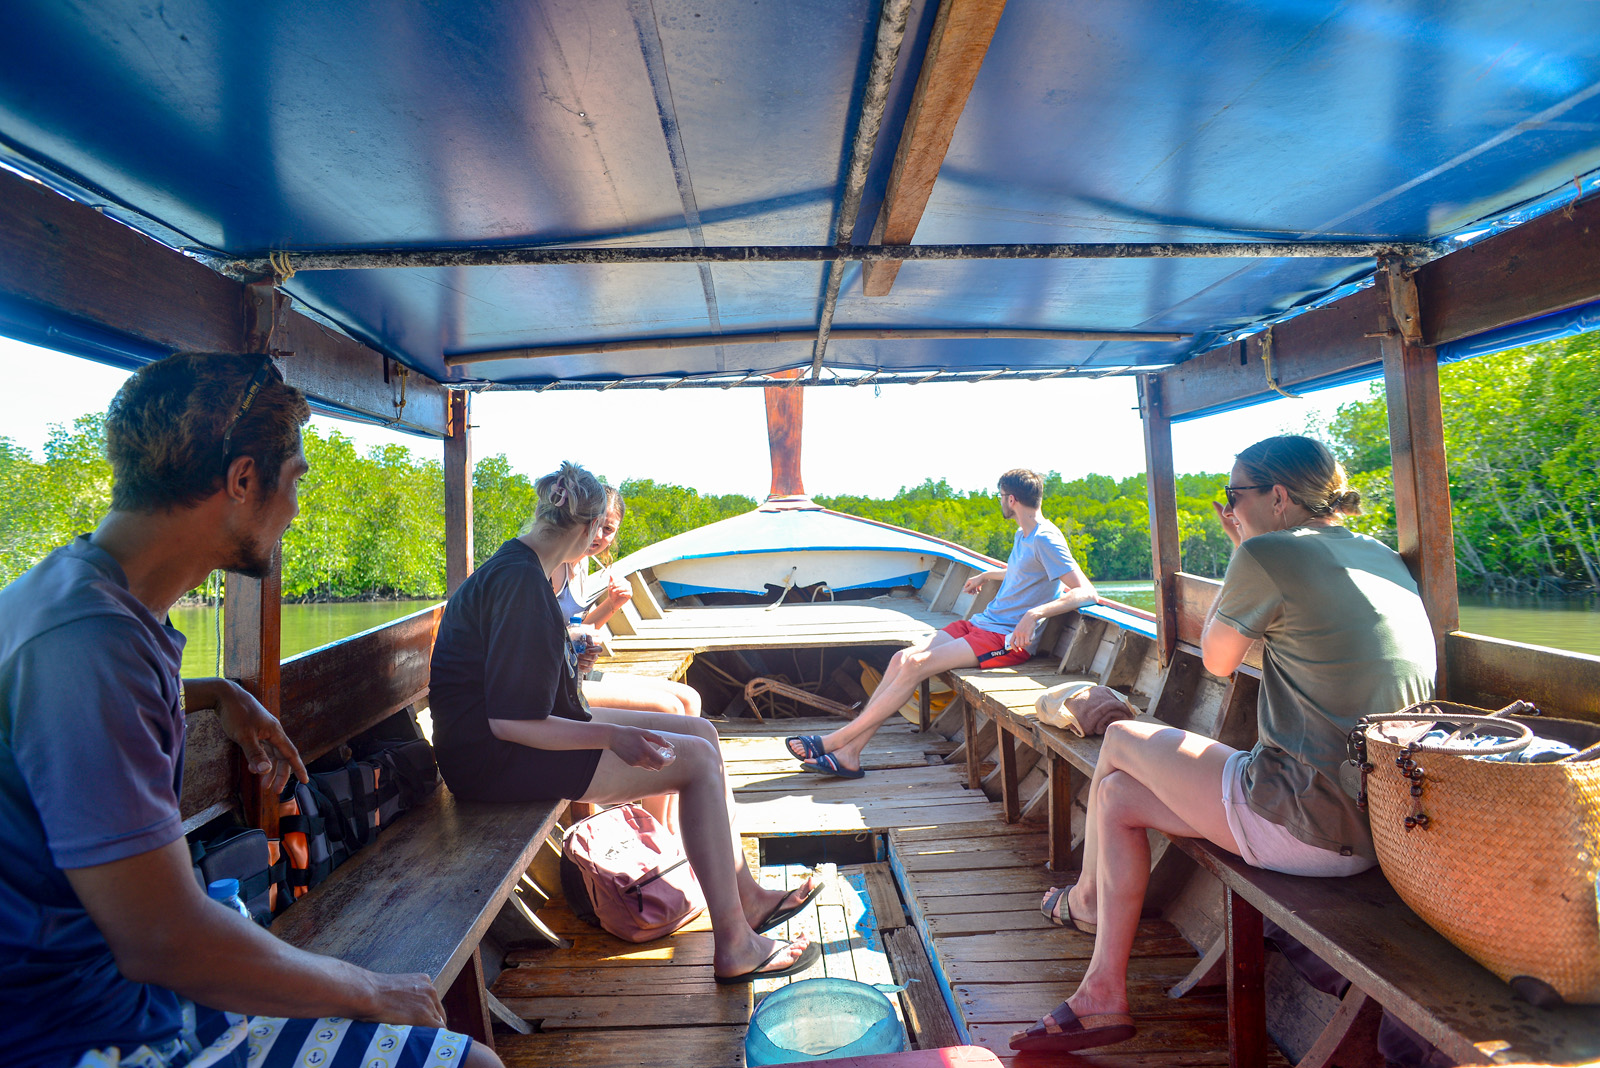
1172, 837, 1600, 1066
270, 786, 565, 991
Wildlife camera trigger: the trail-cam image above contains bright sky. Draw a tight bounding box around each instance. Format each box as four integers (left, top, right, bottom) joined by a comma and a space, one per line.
0, 335, 1379, 496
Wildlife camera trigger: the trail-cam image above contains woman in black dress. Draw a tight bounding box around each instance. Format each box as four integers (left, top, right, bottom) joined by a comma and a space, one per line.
428, 462, 822, 984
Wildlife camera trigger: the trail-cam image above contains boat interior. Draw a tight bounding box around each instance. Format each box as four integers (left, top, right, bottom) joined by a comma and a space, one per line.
3, 2, 1600, 1065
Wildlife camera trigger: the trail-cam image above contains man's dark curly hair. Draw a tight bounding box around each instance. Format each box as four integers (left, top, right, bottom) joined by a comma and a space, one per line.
106, 352, 310, 513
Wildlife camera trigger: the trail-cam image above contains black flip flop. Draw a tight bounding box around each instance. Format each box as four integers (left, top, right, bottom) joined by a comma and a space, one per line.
1009, 1001, 1135, 1052
785, 734, 825, 761
756, 874, 828, 934
799, 752, 865, 779
714, 939, 822, 985
1041, 884, 1096, 934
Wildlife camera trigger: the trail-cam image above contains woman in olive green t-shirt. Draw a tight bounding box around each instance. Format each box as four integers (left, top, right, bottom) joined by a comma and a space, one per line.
1014, 435, 1434, 1055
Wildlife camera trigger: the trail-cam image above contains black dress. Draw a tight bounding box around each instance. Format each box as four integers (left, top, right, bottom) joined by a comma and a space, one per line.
429, 539, 604, 801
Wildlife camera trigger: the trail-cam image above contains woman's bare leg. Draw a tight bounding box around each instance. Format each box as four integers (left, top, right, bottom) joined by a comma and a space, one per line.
582, 677, 704, 829
1048, 720, 1240, 1018
578, 707, 817, 976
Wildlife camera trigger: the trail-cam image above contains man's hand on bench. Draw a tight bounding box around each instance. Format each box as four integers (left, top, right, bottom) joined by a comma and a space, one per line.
186, 677, 309, 793
68, 836, 447, 1027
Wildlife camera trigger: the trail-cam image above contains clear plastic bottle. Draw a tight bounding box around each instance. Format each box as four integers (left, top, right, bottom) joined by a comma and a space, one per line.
206, 877, 252, 922
568, 614, 590, 656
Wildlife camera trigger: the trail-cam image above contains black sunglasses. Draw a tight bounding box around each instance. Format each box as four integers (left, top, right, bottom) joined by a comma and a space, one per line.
220, 356, 284, 473
1222, 484, 1270, 508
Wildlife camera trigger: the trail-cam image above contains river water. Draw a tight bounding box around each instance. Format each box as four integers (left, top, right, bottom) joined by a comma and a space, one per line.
1093, 581, 1600, 658
171, 583, 1600, 679
172, 600, 438, 679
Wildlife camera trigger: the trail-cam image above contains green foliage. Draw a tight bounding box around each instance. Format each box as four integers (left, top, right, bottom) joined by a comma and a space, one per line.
1320, 335, 1600, 593
818, 470, 1232, 580
613, 480, 756, 561
0, 414, 113, 587
10, 334, 1594, 598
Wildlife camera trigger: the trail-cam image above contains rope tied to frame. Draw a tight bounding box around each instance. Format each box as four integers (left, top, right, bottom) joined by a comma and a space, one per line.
268, 249, 297, 283
380, 364, 410, 427
1260, 327, 1302, 400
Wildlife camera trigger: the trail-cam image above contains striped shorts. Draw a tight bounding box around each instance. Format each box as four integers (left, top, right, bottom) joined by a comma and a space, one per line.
73, 1005, 472, 1068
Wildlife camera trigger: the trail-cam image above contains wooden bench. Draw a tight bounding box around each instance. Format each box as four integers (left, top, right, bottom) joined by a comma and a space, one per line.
939, 606, 1600, 1068
1172, 837, 1600, 1068
182, 603, 567, 1048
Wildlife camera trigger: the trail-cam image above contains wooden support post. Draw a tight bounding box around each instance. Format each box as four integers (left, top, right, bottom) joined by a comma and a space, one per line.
918, 678, 932, 732
1140, 374, 1181, 667
997, 727, 1020, 823
962, 700, 981, 789
224, 548, 282, 837
764, 368, 806, 498
1295, 985, 1386, 1068
1379, 258, 1459, 691
1046, 754, 1080, 872
441, 946, 494, 1047
444, 390, 474, 595
1225, 887, 1268, 1068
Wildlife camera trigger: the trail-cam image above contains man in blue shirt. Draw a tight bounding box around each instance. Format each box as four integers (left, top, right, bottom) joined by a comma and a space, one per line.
0, 353, 499, 1067
786, 469, 1099, 778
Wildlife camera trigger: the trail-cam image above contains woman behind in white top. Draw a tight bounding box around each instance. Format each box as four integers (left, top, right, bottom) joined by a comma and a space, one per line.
552, 485, 704, 830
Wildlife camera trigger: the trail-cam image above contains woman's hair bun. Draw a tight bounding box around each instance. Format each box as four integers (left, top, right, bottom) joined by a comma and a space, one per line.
1331, 488, 1363, 516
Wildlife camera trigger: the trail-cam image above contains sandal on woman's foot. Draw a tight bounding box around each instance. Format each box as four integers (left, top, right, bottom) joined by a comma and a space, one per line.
1009, 1001, 1135, 1052
799, 752, 865, 779
785, 734, 825, 762
756, 872, 828, 934
1041, 885, 1096, 934
714, 939, 821, 985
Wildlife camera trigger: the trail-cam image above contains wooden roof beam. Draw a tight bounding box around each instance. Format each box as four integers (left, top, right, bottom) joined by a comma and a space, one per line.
0, 167, 449, 437
860, 0, 1008, 297
1156, 191, 1600, 419
1418, 191, 1600, 347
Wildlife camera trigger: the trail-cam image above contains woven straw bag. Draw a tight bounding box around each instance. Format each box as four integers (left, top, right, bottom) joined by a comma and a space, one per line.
1350, 701, 1600, 1006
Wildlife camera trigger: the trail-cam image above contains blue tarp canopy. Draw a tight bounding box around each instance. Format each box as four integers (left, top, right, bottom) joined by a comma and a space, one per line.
2, 1, 1598, 387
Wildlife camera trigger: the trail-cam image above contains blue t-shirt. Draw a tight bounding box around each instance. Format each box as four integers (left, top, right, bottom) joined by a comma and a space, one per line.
970, 518, 1080, 653
0, 537, 188, 1066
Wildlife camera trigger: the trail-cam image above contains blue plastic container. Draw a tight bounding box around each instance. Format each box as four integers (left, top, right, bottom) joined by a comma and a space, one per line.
745, 977, 907, 1065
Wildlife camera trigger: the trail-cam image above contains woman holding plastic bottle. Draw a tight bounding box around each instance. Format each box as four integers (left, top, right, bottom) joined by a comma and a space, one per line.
427, 462, 824, 985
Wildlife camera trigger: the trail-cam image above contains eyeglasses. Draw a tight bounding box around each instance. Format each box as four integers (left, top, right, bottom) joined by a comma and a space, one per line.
1222, 484, 1270, 508
220, 356, 284, 472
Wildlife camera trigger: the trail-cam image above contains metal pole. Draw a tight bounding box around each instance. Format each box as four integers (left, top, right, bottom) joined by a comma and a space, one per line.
221, 239, 1434, 277
810, 0, 914, 381
472, 366, 1173, 391
443, 325, 1193, 367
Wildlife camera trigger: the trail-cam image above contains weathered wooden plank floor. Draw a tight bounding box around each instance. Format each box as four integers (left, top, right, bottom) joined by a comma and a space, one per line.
493, 714, 981, 1066
727, 716, 1003, 837
491, 861, 908, 1067
892, 824, 1291, 1068
492, 713, 1283, 1067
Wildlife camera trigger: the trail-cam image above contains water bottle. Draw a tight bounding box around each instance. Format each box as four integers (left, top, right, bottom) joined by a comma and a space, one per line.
568, 614, 590, 656
207, 878, 252, 922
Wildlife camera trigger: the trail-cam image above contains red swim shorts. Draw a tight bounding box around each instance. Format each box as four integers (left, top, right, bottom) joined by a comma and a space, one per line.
942, 619, 1032, 669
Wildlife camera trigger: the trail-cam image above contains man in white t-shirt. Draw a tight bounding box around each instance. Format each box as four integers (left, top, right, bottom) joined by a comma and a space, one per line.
785, 469, 1098, 777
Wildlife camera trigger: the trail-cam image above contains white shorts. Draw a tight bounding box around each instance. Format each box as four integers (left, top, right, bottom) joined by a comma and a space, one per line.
1221, 750, 1375, 878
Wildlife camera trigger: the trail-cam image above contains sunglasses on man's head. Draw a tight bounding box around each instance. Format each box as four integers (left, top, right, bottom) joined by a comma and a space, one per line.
1222, 484, 1270, 508
220, 356, 284, 473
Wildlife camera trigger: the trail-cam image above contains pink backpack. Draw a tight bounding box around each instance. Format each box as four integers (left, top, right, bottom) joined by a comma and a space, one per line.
559, 804, 706, 942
